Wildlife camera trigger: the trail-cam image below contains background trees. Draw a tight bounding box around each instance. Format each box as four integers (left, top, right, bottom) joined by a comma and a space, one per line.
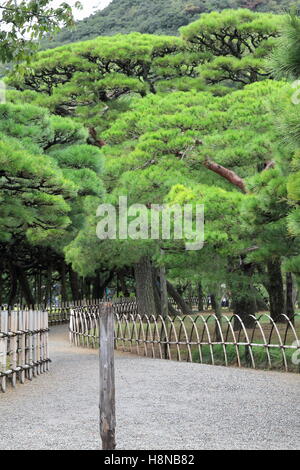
0, 0, 80, 64
0, 101, 104, 305
44, 0, 299, 48
2, 5, 300, 322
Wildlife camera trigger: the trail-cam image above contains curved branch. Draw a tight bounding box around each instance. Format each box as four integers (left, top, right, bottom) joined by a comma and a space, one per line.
203, 158, 247, 193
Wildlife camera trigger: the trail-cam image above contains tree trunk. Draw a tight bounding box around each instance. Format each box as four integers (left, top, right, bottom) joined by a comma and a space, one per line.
16, 266, 35, 306
69, 267, 81, 301
134, 256, 158, 316
266, 259, 285, 323
92, 271, 101, 300
197, 282, 204, 311
83, 278, 91, 300
211, 293, 222, 341
152, 269, 163, 315
285, 272, 295, 323
8, 264, 18, 306
159, 262, 168, 318
60, 261, 68, 302
0, 260, 3, 305
44, 263, 52, 306
37, 270, 42, 305
166, 280, 192, 315
118, 270, 130, 297
231, 261, 257, 330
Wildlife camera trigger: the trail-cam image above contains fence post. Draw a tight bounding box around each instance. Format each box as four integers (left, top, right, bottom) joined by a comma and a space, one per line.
99, 302, 116, 450
0, 309, 8, 393
160, 260, 169, 359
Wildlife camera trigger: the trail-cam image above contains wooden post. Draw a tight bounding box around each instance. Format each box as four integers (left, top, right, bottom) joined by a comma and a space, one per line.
99, 302, 116, 450
160, 249, 169, 359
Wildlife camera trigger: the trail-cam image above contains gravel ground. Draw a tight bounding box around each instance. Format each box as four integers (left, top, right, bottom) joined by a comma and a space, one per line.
0, 325, 299, 450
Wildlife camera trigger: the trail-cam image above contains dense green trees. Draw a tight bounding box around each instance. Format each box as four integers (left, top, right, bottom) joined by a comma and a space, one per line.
268, 14, 300, 285
2, 6, 300, 322
181, 9, 283, 87
8, 9, 284, 135
8, 33, 189, 134
45, 0, 298, 48
0, 101, 104, 305
62, 79, 298, 321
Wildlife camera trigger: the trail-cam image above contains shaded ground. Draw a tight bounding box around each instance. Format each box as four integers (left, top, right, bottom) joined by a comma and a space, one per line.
0, 325, 299, 450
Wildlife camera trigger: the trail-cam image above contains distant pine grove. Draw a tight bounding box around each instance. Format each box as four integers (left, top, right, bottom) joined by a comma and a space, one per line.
46, 0, 297, 48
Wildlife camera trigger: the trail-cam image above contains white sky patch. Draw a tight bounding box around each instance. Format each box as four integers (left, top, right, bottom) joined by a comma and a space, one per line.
51, 0, 112, 20
0, 1, 112, 34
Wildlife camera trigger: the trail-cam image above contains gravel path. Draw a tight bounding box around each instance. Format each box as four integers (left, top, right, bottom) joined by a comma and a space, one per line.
0, 325, 299, 450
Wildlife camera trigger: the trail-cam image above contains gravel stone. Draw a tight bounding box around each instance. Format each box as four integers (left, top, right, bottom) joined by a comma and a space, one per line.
0, 325, 299, 450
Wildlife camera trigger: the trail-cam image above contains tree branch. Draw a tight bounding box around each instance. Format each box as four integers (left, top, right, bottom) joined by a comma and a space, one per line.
203, 158, 247, 193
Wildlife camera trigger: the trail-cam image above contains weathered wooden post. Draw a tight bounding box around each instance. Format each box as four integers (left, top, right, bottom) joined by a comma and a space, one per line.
99, 302, 116, 450
160, 258, 169, 360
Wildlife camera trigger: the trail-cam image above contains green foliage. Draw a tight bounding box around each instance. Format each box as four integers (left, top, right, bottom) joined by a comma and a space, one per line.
8, 33, 189, 131
0, 107, 73, 243
181, 9, 283, 87
268, 14, 300, 241
0, 100, 104, 267
269, 14, 300, 79
0, 0, 80, 63
65, 80, 291, 279
45, 0, 297, 48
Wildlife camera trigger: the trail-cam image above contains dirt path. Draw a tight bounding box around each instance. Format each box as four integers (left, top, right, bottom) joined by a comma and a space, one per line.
0, 325, 299, 450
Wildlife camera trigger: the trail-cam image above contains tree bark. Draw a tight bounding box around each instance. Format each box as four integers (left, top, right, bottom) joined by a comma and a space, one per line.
8, 264, 18, 306
69, 267, 81, 301
118, 270, 130, 297
204, 158, 247, 193
197, 282, 204, 311
166, 280, 192, 315
44, 263, 52, 306
266, 259, 285, 323
60, 260, 68, 302
134, 256, 159, 316
160, 266, 168, 318
231, 261, 257, 330
16, 266, 34, 306
285, 272, 295, 323
0, 260, 3, 305
211, 293, 222, 341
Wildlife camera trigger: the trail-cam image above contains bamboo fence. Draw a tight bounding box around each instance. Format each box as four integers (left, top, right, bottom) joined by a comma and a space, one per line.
0, 307, 50, 393
69, 304, 300, 373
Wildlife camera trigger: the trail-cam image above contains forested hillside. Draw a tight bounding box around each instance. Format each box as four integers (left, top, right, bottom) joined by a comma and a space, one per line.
46, 0, 296, 48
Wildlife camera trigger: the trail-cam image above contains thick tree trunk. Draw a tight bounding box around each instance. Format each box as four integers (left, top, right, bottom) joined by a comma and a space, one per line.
231, 261, 257, 330
159, 262, 168, 318
211, 293, 222, 341
197, 282, 204, 311
60, 261, 68, 302
16, 266, 34, 306
83, 278, 91, 300
92, 271, 115, 300
285, 272, 295, 323
92, 271, 101, 300
166, 280, 192, 315
0, 260, 3, 305
69, 267, 80, 301
118, 270, 130, 297
44, 264, 52, 306
134, 256, 158, 316
152, 269, 163, 316
266, 259, 285, 323
8, 264, 18, 306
